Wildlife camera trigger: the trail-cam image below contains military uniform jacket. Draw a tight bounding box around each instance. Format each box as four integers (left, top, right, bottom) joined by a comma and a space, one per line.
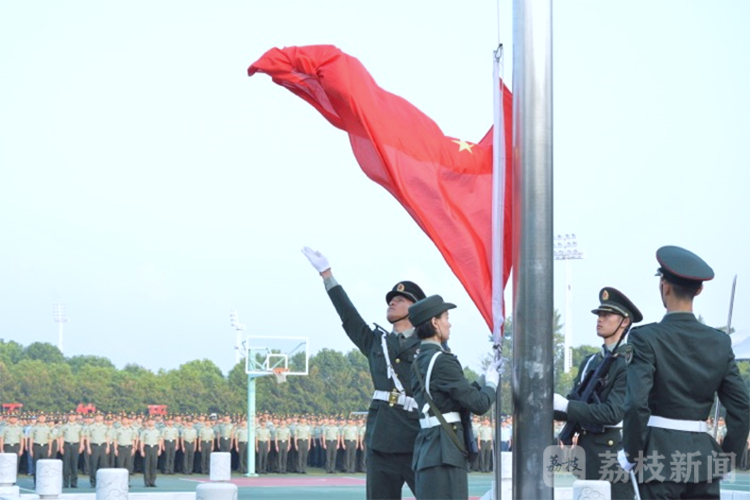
555, 345, 629, 428
411, 342, 495, 471
327, 284, 420, 453
623, 313, 750, 482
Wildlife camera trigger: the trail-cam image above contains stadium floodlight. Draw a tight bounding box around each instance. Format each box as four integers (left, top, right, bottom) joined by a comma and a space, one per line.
554, 234, 584, 373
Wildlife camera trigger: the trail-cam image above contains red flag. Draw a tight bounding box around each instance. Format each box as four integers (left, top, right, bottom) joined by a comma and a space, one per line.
248, 45, 512, 331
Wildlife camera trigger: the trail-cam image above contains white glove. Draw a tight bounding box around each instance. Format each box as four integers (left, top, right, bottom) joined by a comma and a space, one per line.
301, 246, 331, 273
617, 449, 635, 472
553, 393, 569, 413
484, 362, 500, 389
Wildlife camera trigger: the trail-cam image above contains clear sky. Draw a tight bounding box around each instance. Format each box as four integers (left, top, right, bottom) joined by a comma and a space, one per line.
1, 0, 748, 375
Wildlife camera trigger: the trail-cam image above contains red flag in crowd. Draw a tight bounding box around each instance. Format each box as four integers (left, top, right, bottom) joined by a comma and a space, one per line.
248, 45, 512, 331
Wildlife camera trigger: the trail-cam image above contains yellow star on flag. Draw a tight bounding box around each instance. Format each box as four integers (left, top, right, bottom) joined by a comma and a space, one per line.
451, 139, 475, 153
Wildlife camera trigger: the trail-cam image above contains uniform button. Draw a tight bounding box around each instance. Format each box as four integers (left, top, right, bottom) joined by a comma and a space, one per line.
607, 440, 614, 446
395, 358, 401, 363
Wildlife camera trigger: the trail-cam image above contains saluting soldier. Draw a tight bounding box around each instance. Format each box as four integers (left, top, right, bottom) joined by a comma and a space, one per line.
59, 412, 84, 488
294, 417, 311, 474
160, 418, 180, 474
620, 246, 750, 499
139, 418, 163, 487
553, 287, 641, 499
180, 416, 198, 475
86, 413, 110, 487
303, 247, 425, 498
198, 419, 216, 474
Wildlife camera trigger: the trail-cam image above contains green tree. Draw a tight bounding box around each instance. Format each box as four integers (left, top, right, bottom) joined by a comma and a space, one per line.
24, 342, 65, 364
0, 340, 24, 365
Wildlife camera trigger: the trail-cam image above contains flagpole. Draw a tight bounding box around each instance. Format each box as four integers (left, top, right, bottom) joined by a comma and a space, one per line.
512, 0, 554, 499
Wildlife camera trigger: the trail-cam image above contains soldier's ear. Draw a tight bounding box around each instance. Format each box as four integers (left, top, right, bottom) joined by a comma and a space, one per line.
694, 285, 703, 297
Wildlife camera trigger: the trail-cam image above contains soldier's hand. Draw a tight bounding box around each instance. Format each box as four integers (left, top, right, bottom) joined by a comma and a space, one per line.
553, 394, 569, 413
302, 246, 331, 274
484, 363, 500, 388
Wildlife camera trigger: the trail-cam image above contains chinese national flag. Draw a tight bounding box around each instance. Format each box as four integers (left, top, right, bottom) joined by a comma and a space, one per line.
249, 45, 512, 331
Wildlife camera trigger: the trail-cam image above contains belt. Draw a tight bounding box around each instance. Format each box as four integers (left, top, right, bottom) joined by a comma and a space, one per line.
373, 390, 418, 412
604, 421, 623, 429
648, 416, 707, 433
64, 441, 80, 445
90, 442, 107, 446
420, 412, 461, 429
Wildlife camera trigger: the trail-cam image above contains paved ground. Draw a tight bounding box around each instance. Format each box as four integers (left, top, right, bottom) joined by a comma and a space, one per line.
15, 468, 750, 500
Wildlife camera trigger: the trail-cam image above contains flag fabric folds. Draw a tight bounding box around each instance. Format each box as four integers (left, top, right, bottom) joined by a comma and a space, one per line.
248, 45, 512, 331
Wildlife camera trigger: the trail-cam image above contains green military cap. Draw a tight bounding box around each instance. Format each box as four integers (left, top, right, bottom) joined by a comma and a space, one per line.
591, 287, 643, 323
408, 295, 456, 327
386, 281, 426, 304
656, 245, 714, 287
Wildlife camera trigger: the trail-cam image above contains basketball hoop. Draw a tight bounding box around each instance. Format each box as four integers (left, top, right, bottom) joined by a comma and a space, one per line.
272, 367, 289, 384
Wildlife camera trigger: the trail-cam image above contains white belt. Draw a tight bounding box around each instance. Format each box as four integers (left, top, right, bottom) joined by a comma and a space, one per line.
419, 412, 461, 429
604, 421, 623, 429
373, 390, 418, 412
648, 416, 707, 433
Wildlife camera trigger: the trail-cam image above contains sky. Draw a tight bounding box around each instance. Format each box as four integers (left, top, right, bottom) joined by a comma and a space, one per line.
1, 0, 748, 377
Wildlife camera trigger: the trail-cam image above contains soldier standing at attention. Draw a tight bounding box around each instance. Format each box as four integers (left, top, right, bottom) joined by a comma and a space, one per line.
114, 416, 136, 476
218, 415, 234, 453
275, 419, 291, 473
233, 419, 249, 474
620, 246, 750, 500
294, 417, 311, 474
105, 416, 117, 468
29, 414, 52, 485
180, 417, 198, 475
160, 418, 179, 474
198, 420, 216, 474
255, 418, 271, 474
86, 413, 110, 487
59, 412, 83, 488
554, 287, 641, 499
341, 418, 359, 473
1, 414, 25, 475
139, 418, 162, 487
477, 418, 493, 473
303, 246, 425, 499
322, 417, 341, 474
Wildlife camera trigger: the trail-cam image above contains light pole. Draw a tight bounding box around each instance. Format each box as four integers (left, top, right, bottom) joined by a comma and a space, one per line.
229, 309, 245, 365
53, 303, 68, 354
554, 234, 584, 373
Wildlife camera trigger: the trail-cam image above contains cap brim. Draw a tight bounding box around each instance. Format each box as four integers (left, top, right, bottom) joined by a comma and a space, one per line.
385, 291, 419, 304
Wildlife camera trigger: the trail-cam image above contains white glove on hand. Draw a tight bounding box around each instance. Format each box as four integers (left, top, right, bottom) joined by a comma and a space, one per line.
617, 449, 635, 472
301, 246, 331, 273
484, 362, 500, 389
553, 393, 569, 413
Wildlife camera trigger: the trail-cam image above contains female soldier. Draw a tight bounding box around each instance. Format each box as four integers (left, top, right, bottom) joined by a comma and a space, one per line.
409, 295, 499, 499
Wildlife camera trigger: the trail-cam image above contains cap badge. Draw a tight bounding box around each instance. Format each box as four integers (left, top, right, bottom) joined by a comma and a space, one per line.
601, 290, 609, 300
397, 283, 405, 292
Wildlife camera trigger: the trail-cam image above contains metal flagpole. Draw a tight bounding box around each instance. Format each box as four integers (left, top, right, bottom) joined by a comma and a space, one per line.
512, 0, 554, 498
712, 275, 737, 439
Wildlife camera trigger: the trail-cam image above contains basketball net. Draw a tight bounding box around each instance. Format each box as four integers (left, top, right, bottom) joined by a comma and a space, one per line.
272, 367, 289, 384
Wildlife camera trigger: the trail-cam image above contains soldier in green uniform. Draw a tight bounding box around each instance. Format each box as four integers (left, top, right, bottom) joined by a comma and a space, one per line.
218, 415, 233, 453
275, 420, 291, 473
341, 418, 359, 473
553, 287, 641, 499
114, 416, 137, 475
477, 418, 493, 473
294, 417, 311, 474
160, 418, 180, 474
86, 413, 110, 487
30, 414, 53, 484
234, 419, 249, 474
180, 417, 198, 475
322, 418, 341, 473
198, 420, 216, 474
408, 295, 498, 500
620, 246, 750, 499
303, 246, 425, 498
1, 414, 25, 475
140, 418, 163, 487
255, 418, 271, 474
59, 412, 84, 488
105, 416, 117, 468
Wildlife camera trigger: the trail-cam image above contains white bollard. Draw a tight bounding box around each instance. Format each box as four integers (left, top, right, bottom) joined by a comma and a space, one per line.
0, 453, 18, 486
209, 452, 231, 482
573, 479, 611, 500
196, 482, 238, 500
36, 459, 63, 498
96, 468, 129, 500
